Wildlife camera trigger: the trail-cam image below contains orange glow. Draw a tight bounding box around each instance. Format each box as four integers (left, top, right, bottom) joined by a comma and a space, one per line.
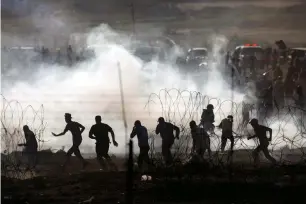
244, 43, 258, 47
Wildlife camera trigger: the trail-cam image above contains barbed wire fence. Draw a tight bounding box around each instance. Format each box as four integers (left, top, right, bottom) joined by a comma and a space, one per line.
1, 95, 47, 179
1, 88, 306, 178
144, 88, 306, 167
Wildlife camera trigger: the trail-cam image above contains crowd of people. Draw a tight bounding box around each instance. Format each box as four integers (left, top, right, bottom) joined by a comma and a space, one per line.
240, 47, 305, 125
19, 104, 277, 172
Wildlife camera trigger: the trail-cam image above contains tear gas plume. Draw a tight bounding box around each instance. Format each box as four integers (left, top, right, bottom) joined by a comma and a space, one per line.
1, 24, 303, 156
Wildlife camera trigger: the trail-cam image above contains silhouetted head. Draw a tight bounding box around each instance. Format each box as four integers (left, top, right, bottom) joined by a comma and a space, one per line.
189, 120, 197, 129
95, 115, 102, 123
249, 118, 259, 127
64, 113, 72, 123
23, 125, 29, 132
134, 120, 141, 127
158, 117, 165, 124
207, 104, 214, 111
227, 115, 233, 122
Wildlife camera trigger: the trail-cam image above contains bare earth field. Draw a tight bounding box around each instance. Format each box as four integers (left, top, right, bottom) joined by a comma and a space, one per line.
2, 163, 306, 203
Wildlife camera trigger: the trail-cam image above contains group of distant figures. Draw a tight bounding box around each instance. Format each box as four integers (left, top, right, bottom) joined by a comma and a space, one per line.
239, 48, 305, 125
19, 104, 277, 172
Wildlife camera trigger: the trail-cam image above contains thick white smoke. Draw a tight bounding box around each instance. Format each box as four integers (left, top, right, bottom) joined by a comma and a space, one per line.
2, 23, 243, 154
2, 23, 303, 157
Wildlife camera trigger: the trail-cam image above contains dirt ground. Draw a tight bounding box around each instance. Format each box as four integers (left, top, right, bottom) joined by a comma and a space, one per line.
2, 164, 306, 204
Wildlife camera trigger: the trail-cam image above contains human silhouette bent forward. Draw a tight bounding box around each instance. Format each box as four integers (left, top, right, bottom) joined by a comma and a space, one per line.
248, 118, 277, 166
130, 120, 152, 171
89, 116, 118, 171
190, 120, 211, 162
18, 125, 38, 169
52, 113, 88, 170
155, 117, 180, 166
218, 115, 234, 154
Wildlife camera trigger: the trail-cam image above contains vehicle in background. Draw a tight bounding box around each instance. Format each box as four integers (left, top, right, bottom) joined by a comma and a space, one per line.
185, 47, 209, 67
287, 47, 306, 65
229, 44, 265, 80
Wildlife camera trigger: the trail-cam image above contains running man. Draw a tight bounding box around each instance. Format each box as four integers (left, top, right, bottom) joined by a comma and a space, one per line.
130, 120, 152, 170
217, 115, 234, 154
18, 125, 38, 168
200, 104, 215, 133
52, 113, 88, 169
248, 118, 277, 166
190, 120, 211, 162
155, 117, 180, 166
89, 115, 118, 171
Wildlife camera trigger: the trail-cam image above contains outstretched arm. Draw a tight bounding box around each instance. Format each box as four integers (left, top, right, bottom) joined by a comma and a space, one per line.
52, 126, 68, 137
17, 143, 26, 146
174, 125, 180, 139
247, 135, 256, 140
217, 121, 223, 128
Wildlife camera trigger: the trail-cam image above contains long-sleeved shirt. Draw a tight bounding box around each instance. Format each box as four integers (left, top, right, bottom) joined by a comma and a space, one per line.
130, 125, 149, 147
156, 122, 180, 142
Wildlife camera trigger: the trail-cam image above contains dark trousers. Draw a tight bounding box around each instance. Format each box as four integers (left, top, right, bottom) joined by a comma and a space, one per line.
24, 148, 37, 168
96, 142, 117, 170
221, 131, 234, 153
162, 139, 174, 165
67, 139, 84, 160
252, 142, 276, 165
138, 145, 150, 169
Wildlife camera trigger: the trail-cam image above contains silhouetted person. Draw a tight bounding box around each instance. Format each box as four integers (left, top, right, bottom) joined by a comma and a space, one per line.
294, 85, 304, 108
190, 120, 211, 162
273, 65, 283, 81
259, 85, 273, 119
248, 119, 277, 166
241, 94, 255, 129
18, 125, 38, 168
67, 45, 73, 66
52, 113, 88, 169
225, 51, 230, 66
89, 115, 118, 171
218, 115, 234, 154
273, 76, 285, 110
285, 63, 299, 97
155, 117, 180, 166
271, 49, 278, 69
130, 120, 151, 170
200, 104, 215, 133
